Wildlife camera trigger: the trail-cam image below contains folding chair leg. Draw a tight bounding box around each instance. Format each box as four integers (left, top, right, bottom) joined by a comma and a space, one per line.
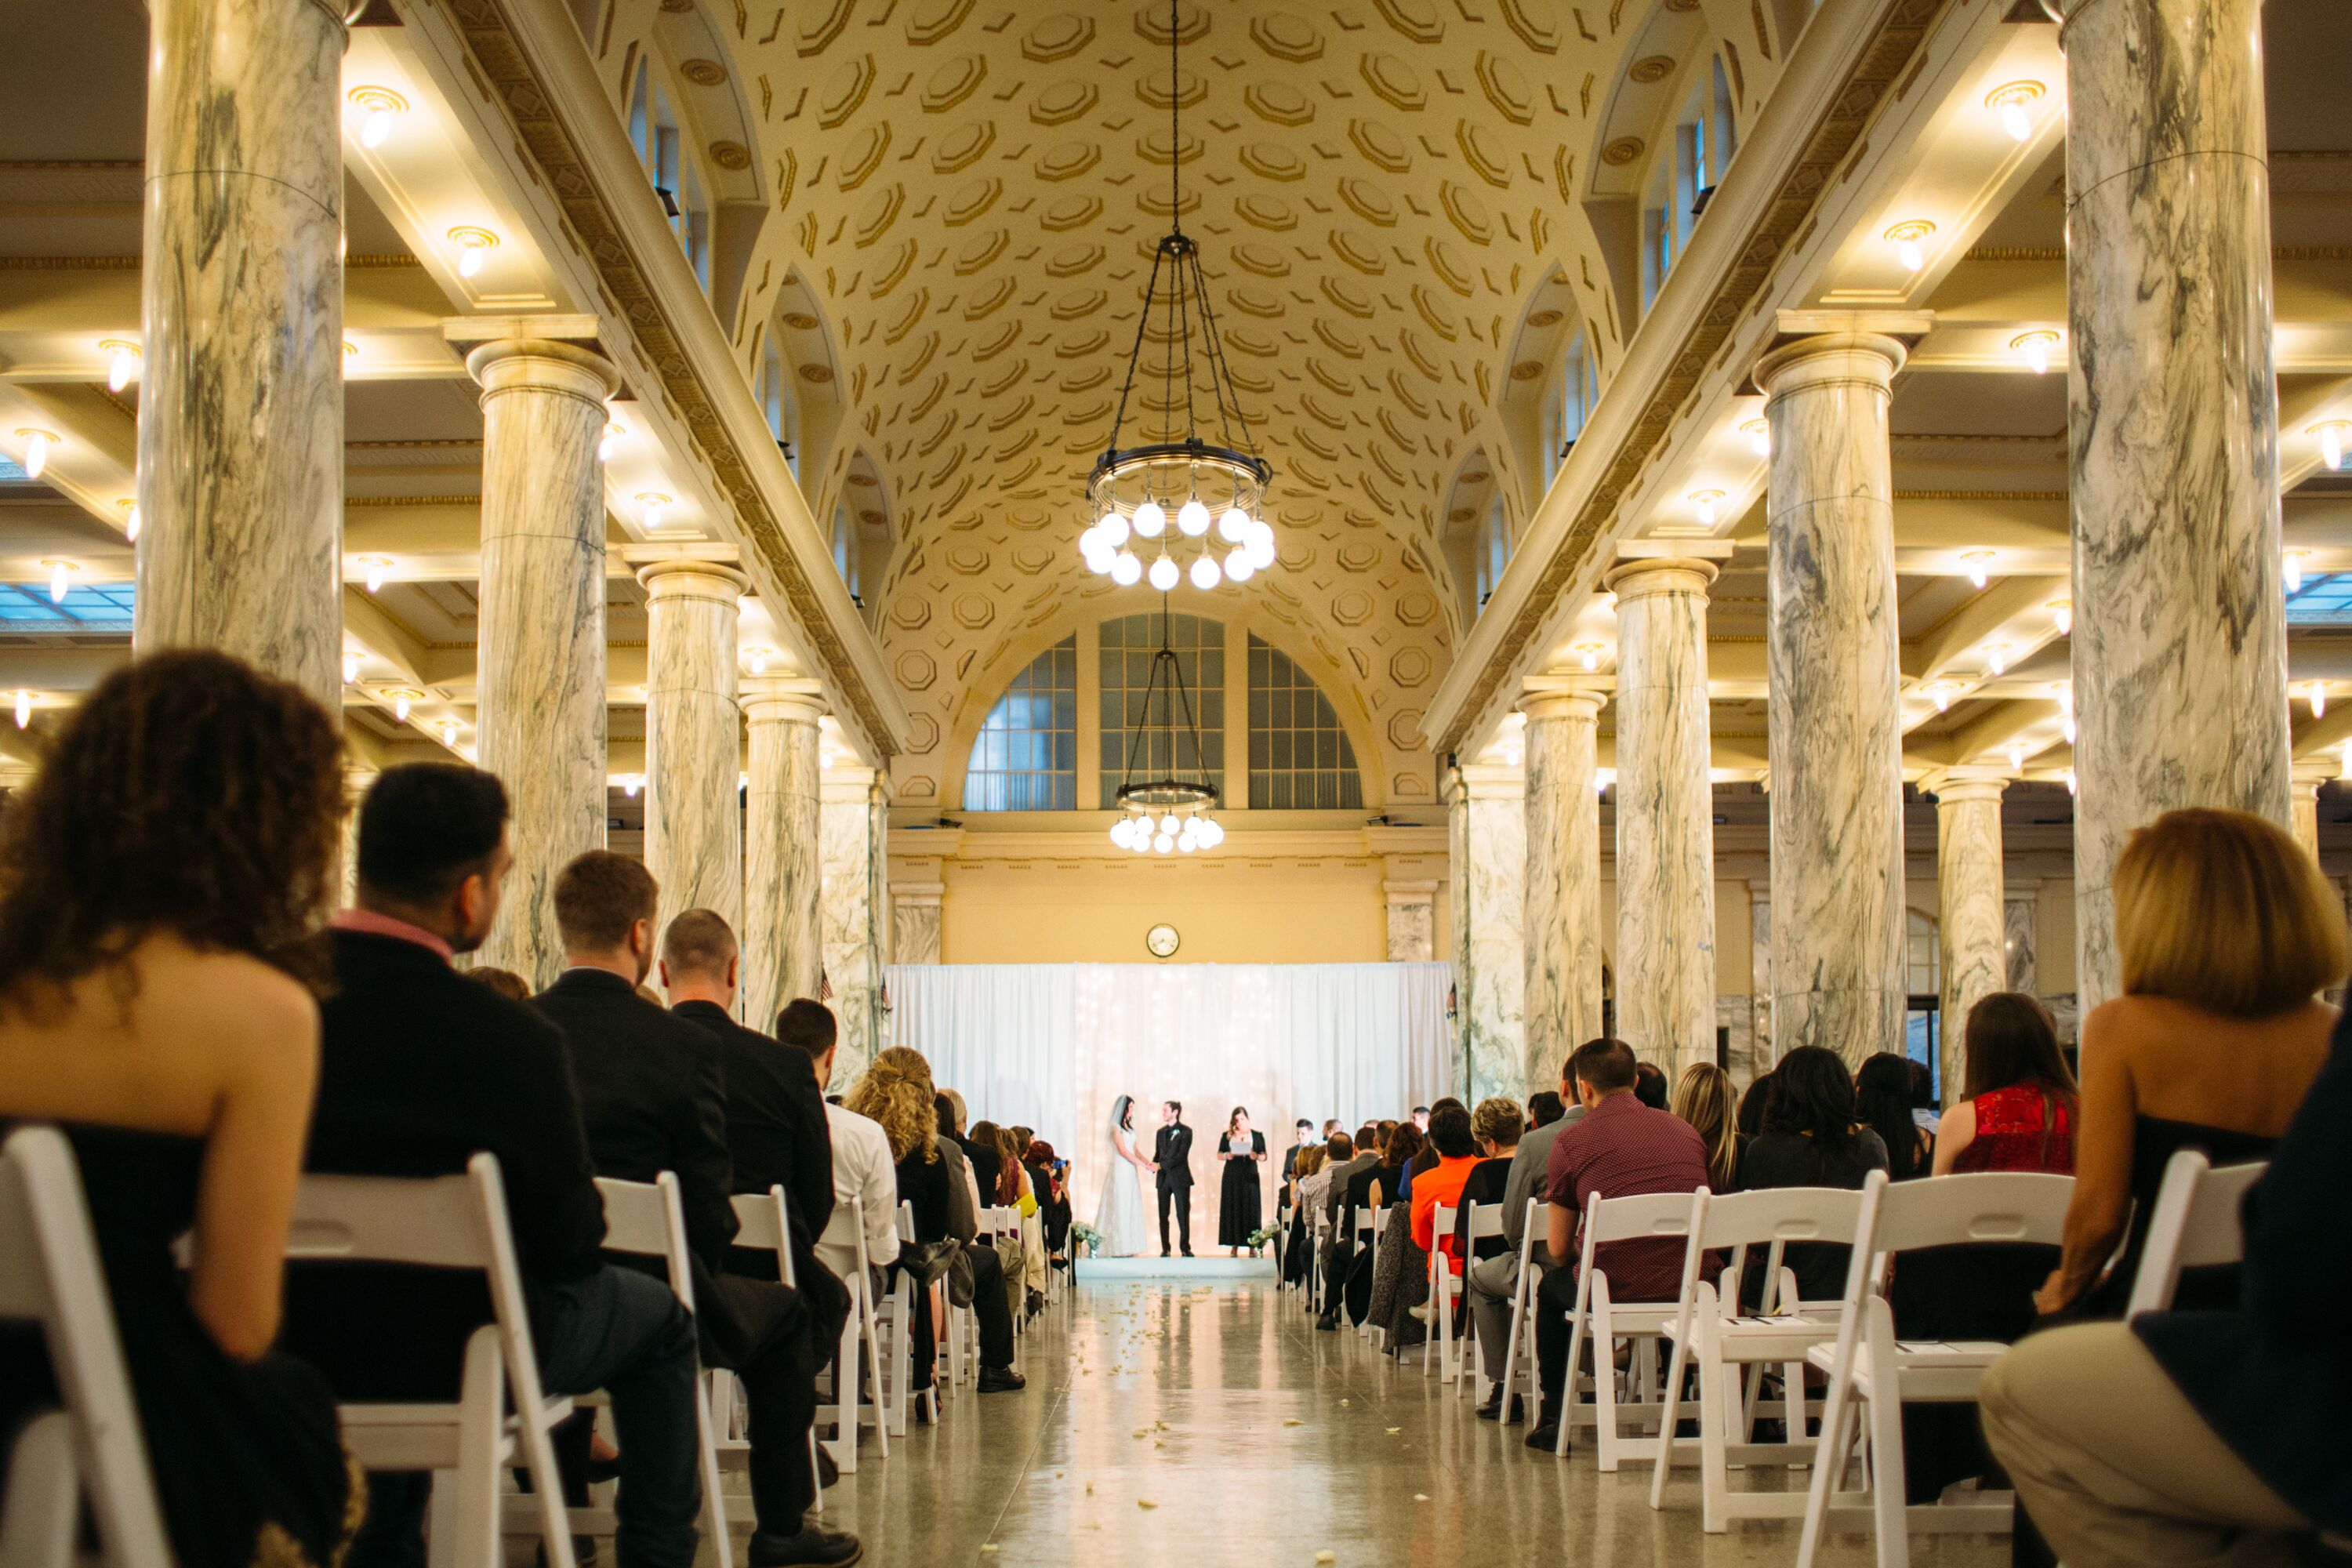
1648, 1299, 1697, 1511
695, 1380, 735, 1568
1557, 1298, 1588, 1458
1795, 1356, 1860, 1568
861, 1279, 891, 1459
459, 1340, 530, 1568
0, 1411, 78, 1568
1697, 1306, 1733, 1533
1592, 1290, 1621, 1472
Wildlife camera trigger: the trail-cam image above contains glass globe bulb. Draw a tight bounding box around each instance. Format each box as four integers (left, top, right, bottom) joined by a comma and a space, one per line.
1109, 819, 1133, 848
1098, 511, 1130, 547
1111, 551, 1143, 586
1133, 500, 1166, 538
1132, 832, 1152, 854
1156, 813, 1178, 834
1148, 556, 1179, 591
1178, 834, 1198, 853
1218, 507, 1250, 543
1225, 547, 1256, 583
1248, 531, 1276, 569
1189, 555, 1221, 590
1153, 833, 1175, 854
1200, 818, 1224, 848
1177, 499, 1211, 536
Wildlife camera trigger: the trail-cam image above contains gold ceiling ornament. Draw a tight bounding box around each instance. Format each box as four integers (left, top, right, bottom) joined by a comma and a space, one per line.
1078, 0, 1276, 596
1602, 136, 1646, 166
709, 140, 750, 171
1628, 54, 1676, 84
680, 58, 728, 86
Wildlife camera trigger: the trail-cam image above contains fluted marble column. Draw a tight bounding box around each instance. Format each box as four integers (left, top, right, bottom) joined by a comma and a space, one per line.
1447, 764, 1526, 1102
1607, 557, 1719, 1076
1385, 880, 1437, 961
470, 340, 620, 987
1755, 330, 1908, 1066
1522, 684, 1605, 1080
822, 764, 888, 1082
135, 0, 347, 710
892, 883, 945, 966
2290, 760, 2334, 862
743, 678, 826, 1034
639, 561, 748, 938
1932, 775, 2008, 1106
2064, 0, 2290, 1009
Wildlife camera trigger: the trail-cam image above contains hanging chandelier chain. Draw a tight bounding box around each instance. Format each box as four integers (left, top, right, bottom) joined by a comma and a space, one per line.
1169, 0, 1181, 237
1102, 240, 1170, 460
1185, 242, 1257, 461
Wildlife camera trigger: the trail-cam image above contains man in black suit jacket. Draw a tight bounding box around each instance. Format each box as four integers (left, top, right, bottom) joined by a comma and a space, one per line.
1153, 1101, 1195, 1257
292, 765, 702, 1568
658, 908, 846, 1346
536, 852, 859, 1568
938, 1090, 1002, 1206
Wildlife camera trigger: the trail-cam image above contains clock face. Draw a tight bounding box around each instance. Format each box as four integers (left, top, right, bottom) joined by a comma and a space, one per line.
1145, 923, 1181, 959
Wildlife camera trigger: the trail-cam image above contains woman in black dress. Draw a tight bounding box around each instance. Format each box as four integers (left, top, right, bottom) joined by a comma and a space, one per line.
1217, 1106, 1267, 1254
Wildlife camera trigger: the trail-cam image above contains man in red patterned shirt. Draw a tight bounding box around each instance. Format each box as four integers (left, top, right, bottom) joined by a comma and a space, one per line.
1526, 1036, 1711, 1452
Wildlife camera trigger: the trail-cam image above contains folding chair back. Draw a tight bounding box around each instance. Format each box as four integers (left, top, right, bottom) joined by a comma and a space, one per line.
1860, 1169, 2074, 1265
0, 1127, 172, 1568
1559, 1189, 1700, 1468
2126, 1151, 2267, 1316
728, 1186, 792, 1276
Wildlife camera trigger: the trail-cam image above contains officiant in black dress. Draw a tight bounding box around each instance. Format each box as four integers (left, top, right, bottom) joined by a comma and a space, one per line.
1218, 1107, 1268, 1253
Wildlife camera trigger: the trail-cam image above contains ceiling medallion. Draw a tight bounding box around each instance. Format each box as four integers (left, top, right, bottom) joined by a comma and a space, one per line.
1106, 602, 1225, 855
1078, 0, 1277, 595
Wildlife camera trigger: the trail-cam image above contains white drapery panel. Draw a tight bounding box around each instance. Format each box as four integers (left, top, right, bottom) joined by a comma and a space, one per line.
881, 961, 1453, 1240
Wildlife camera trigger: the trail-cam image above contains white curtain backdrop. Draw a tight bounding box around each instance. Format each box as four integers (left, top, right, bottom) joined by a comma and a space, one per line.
884, 961, 1452, 1244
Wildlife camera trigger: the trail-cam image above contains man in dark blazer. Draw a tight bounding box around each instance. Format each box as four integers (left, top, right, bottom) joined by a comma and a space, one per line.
292, 764, 702, 1568
658, 907, 848, 1347
536, 852, 860, 1568
1154, 1101, 1195, 1257
938, 1090, 1002, 1205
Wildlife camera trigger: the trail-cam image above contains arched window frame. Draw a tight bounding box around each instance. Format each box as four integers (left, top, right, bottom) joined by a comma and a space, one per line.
960, 636, 1079, 811
1247, 635, 1364, 810
627, 53, 713, 290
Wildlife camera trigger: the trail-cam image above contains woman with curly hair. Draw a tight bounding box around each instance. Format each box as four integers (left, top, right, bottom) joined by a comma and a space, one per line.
0, 650, 359, 1568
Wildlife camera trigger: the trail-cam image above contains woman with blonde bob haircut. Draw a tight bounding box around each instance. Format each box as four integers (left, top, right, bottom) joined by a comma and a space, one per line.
2040, 808, 2347, 1318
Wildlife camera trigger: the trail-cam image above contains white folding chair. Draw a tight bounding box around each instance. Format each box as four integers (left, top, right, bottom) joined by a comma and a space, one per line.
0, 1127, 171, 1568
867, 1202, 934, 1434
1647, 1185, 1864, 1530
813, 1193, 891, 1466
2126, 1151, 2267, 1315
289, 1153, 577, 1568
1422, 1203, 1461, 1381
1496, 1198, 1545, 1407
723, 1185, 827, 1504
590, 1175, 732, 1568
1352, 1203, 1381, 1342
1449, 1202, 1506, 1391
1555, 1189, 1695, 1470
1796, 1170, 2075, 1568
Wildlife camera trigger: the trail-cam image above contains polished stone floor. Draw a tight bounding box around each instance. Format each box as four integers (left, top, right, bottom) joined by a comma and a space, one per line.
790, 1276, 2009, 1568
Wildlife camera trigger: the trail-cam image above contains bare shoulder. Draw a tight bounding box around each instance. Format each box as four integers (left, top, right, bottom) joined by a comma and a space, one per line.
135, 935, 319, 1075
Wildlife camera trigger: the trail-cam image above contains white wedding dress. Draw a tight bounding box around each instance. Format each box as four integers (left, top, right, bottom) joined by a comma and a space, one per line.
1094, 1114, 1149, 1258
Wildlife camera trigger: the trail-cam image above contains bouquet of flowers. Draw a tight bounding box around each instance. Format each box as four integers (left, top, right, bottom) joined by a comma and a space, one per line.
1069, 1221, 1102, 1258
1245, 1225, 1280, 1256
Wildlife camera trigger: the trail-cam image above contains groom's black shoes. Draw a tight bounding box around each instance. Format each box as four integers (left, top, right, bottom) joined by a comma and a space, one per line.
978, 1365, 1026, 1393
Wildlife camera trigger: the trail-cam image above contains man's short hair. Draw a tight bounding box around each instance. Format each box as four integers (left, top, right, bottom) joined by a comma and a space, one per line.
1472, 1097, 1522, 1149
660, 908, 737, 978
1570, 1036, 1639, 1094
358, 764, 508, 906
1412, 1105, 1431, 1116
1165, 1101, 1182, 1116
1326, 1133, 1353, 1160
1295, 1118, 1313, 1130
554, 851, 657, 952
777, 998, 838, 1058
1428, 1103, 1476, 1158
1354, 1123, 1376, 1148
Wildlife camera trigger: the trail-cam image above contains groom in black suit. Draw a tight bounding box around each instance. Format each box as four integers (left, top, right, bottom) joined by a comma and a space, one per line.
1153, 1101, 1195, 1257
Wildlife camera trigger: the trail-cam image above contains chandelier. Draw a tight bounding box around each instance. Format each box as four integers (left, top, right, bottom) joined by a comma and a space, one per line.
1078, 0, 1276, 593
1107, 597, 1225, 853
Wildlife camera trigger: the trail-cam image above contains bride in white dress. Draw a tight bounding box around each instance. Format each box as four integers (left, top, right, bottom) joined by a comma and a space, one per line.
1094, 1094, 1152, 1257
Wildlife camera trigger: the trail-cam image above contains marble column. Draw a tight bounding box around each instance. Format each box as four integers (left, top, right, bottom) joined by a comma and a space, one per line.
2064, 0, 2290, 1010
134, 0, 347, 710
339, 767, 378, 908
1755, 330, 1908, 1067
2290, 760, 2334, 862
892, 882, 945, 966
822, 764, 889, 1083
470, 340, 620, 987
743, 678, 826, 1033
1447, 764, 1526, 1102
1521, 685, 1606, 1083
1932, 775, 2008, 1107
2005, 890, 2040, 993
1606, 557, 1719, 1076
1384, 880, 1437, 962
1748, 889, 1773, 1079
638, 561, 748, 938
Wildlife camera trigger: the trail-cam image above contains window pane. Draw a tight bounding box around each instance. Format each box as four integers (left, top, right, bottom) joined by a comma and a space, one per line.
962, 635, 1080, 813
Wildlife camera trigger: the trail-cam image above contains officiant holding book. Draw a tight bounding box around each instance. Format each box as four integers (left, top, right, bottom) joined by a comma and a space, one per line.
1218, 1107, 1268, 1254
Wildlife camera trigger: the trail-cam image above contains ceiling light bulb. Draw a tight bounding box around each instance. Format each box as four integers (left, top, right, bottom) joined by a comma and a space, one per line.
2310, 421, 2350, 472
1202, 818, 1224, 848
2001, 102, 2032, 140
1154, 833, 1175, 854
1109, 819, 1133, 849
1160, 813, 1180, 835
1594, 768, 1614, 795
1112, 550, 1143, 586
1960, 550, 1994, 589
361, 556, 390, 593
2050, 598, 2072, 635
2064, 768, 2077, 797
438, 720, 460, 747
1985, 644, 2009, 676
1929, 683, 1952, 713
342, 650, 360, 684
101, 340, 140, 392
12, 691, 27, 730
1099, 510, 1131, 547
2008, 742, 2028, 774
623, 774, 642, 799
1177, 499, 1211, 537
1132, 500, 1166, 539
2063, 715, 2078, 744
1189, 555, 1221, 590
600, 423, 623, 463
2341, 744, 2352, 784
43, 560, 72, 603
2312, 682, 2328, 719
16, 430, 55, 481
2011, 330, 2062, 375
1247, 521, 1276, 568
117, 499, 139, 541
1225, 546, 1255, 583
1741, 419, 1769, 458
2285, 549, 2310, 594
1985, 81, 2045, 143
448, 226, 498, 278
1218, 507, 1250, 543
1884, 220, 1934, 273
391, 690, 415, 722
1575, 644, 1602, 672
1149, 555, 1179, 591
1689, 490, 1723, 527
1178, 833, 1198, 853
746, 647, 770, 676
637, 492, 670, 529
348, 86, 407, 149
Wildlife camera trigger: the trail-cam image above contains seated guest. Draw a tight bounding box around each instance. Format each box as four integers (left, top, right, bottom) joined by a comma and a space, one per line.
846, 1047, 1023, 1394
468, 965, 531, 1001
1733, 1067, 1775, 1155
0, 651, 358, 1568
1471, 1065, 1580, 1422
1907, 1058, 1941, 1137
1319, 1127, 1394, 1327
776, 1001, 900, 1289
2038, 808, 2343, 1319
1313, 1128, 1380, 1326
1368, 1121, 1423, 1210
1632, 1060, 1671, 1110
1282, 1118, 1316, 1180
1982, 1007, 2352, 1568
1446, 1097, 1521, 1271
1396, 1098, 1463, 1206
940, 1091, 1003, 1210
1736, 1045, 1889, 1305
1283, 1145, 1327, 1288
1668, 1062, 1740, 1192
1409, 1105, 1482, 1279
1300, 1132, 1348, 1216
1529, 1037, 1711, 1452
1526, 1091, 1566, 1131
1933, 993, 2078, 1177
1856, 1051, 1933, 1178
296, 764, 699, 1568
534, 853, 858, 1567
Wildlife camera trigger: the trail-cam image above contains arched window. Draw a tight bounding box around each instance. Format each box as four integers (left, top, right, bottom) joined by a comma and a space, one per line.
628, 56, 711, 289
962, 637, 1077, 811
755, 332, 799, 479
1099, 612, 1224, 808
1640, 53, 1740, 313
1247, 635, 1363, 809
1543, 330, 1598, 490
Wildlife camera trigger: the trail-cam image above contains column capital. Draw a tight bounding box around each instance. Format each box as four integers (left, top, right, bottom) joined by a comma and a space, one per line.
2292, 757, 2339, 792
1383, 878, 1439, 902
462, 336, 621, 406
821, 764, 883, 804
1919, 768, 2011, 804
891, 880, 946, 904
1518, 676, 1608, 724
1754, 328, 1913, 403
637, 557, 750, 604
743, 677, 827, 726
1602, 555, 1719, 601
1447, 762, 1525, 802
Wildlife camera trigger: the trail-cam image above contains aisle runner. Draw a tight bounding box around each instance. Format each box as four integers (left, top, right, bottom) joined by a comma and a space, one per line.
884, 961, 1450, 1238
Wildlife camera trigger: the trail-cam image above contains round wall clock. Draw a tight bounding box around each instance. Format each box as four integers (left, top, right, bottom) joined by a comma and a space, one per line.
1145, 923, 1181, 959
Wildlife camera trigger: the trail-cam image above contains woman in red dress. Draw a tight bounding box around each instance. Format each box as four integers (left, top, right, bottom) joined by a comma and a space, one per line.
1934, 992, 2078, 1175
